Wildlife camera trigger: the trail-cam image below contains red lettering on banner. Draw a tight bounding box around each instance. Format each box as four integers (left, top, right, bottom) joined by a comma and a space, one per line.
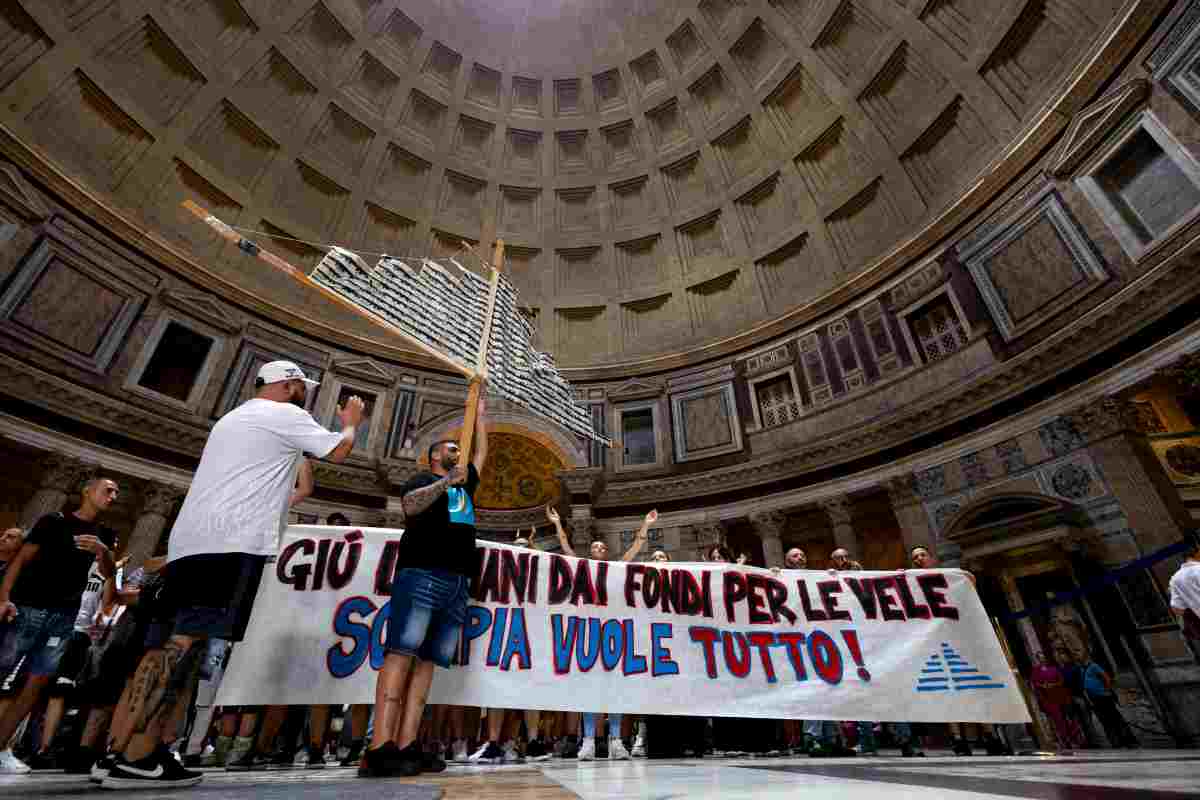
722, 631, 752, 678
765, 577, 797, 624
744, 575, 773, 625
895, 573, 931, 619
777, 632, 808, 681
689, 626, 721, 679
817, 580, 852, 621
873, 576, 906, 621
723, 571, 748, 623
796, 580, 827, 621
916, 573, 960, 620
747, 632, 779, 683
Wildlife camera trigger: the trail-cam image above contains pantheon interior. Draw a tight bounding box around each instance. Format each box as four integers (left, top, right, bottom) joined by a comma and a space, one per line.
2, 0, 1200, 797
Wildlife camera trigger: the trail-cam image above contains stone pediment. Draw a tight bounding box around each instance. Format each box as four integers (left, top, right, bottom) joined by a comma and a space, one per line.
160, 289, 241, 333
0, 161, 50, 222
1048, 78, 1151, 178
334, 357, 394, 385
607, 377, 665, 401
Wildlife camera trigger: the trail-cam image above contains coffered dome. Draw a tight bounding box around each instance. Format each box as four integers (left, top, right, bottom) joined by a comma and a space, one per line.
0, 0, 1128, 370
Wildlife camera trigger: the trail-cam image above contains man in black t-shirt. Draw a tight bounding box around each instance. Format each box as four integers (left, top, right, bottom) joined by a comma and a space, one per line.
360, 397, 489, 778
0, 477, 118, 754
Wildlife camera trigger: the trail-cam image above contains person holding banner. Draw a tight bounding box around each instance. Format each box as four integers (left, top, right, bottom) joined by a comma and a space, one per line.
361, 398, 488, 779
548, 505, 657, 761
99, 361, 365, 790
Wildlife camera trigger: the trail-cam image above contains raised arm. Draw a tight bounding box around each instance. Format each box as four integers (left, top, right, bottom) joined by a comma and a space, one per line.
325, 397, 366, 464
289, 458, 313, 508
546, 506, 575, 558
621, 510, 658, 562
473, 395, 488, 474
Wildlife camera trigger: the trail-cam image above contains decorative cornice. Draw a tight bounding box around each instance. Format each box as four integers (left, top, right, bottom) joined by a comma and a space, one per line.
35, 452, 93, 492
595, 244, 1200, 507
0, 352, 211, 456
159, 289, 242, 334
0, 159, 49, 221
311, 461, 387, 496
748, 509, 787, 538
138, 483, 185, 517
1063, 396, 1144, 442
1048, 78, 1151, 178
0, 3, 1161, 384
557, 466, 605, 498
819, 496, 852, 527
334, 357, 396, 385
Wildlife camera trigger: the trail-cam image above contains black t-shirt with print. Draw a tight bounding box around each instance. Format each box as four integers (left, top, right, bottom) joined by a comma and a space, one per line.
396, 463, 480, 580
11, 512, 116, 611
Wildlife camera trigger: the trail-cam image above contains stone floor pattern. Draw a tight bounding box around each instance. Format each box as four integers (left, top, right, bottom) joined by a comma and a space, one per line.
3, 751, 1197, 799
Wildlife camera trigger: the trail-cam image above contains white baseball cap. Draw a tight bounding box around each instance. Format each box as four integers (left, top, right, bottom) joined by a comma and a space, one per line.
257, 360, 320, 388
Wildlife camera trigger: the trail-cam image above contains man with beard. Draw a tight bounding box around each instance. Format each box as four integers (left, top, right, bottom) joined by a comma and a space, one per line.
360, 397, 489, 778
100, 361, 364, 789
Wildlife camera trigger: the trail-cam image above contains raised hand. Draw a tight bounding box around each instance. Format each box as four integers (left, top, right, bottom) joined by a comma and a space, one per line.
546, 506, 560, 524
337, 395, 366, 428
645, 509, 658, 525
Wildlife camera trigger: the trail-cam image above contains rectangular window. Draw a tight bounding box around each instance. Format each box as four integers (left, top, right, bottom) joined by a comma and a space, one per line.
137, 322, 214, 402
755, 374, 800, 429
621, 407, 656, 465
588, 402, 607, 468
331, 387, 375, 451
386, 389, 417, 458
1094, 128, 1200, 245
907, 295, 968, 363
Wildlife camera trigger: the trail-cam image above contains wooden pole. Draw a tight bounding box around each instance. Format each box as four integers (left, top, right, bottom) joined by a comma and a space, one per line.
457, 239, 504, 461
181, 200, 475, 379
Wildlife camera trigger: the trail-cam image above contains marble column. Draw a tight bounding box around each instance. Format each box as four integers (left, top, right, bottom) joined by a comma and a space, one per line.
125, 482, 185, 567
20, 453, 92, 529
749, 510, 786, 568
1065, 396, 1193, 584
818, 496, 858, 557
556, 467, 605, 552
884, 475, 931, 556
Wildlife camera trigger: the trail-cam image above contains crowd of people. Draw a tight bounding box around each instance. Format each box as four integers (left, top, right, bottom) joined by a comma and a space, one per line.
0, 358, 1186, 786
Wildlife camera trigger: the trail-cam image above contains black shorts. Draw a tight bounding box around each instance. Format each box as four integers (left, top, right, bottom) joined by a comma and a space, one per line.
156, 553, 267, 644
50, 631, 93, 697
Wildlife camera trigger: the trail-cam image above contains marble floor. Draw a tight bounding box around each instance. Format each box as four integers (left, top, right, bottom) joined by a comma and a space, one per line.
2, 751, 1197, 799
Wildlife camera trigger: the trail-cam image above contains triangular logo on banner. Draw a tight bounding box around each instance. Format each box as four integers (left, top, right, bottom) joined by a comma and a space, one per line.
915, 642, 1005, 693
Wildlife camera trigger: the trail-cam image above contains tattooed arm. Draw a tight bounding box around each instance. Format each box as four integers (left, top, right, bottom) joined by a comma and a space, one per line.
546, 506, 575, 558
401, 474, 454, 518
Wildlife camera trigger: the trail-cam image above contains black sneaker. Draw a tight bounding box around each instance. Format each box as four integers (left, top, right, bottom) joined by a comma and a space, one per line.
226, 748, 269, 771
340, 741, 363, 768
267, 748, 297, 768
305, 745, 326, 769
89, 754, 116, 784
357, 742, 421, 778
63, 747, 98, 774
101, 748, 203, 790
526, 738, 550, 762
952, 737, 973, 757
411, 743, 446, 773
24, 751, 56, 770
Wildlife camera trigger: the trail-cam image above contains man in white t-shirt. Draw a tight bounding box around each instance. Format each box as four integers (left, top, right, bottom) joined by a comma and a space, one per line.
100, 361, 364, 790
1169, 540, 1200, 637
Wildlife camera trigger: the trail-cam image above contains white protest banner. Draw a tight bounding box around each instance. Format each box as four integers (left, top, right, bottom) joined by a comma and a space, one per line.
217, 526, 1030, 723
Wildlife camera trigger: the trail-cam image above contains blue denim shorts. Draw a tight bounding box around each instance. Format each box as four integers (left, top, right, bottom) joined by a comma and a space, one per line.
0, 606, 75, 677
387, 568, 468, 668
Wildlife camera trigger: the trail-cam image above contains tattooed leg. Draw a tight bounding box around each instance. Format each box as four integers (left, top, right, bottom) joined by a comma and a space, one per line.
121, 636, 204, 762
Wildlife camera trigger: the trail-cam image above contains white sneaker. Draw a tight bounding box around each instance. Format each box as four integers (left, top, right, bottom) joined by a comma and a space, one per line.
608, 737, 631, 760
630, 736, 646, 758
468, 741, 504, 764
0, 749, 30, 774
577, 737, 596, 761
452, 739, 469, 763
